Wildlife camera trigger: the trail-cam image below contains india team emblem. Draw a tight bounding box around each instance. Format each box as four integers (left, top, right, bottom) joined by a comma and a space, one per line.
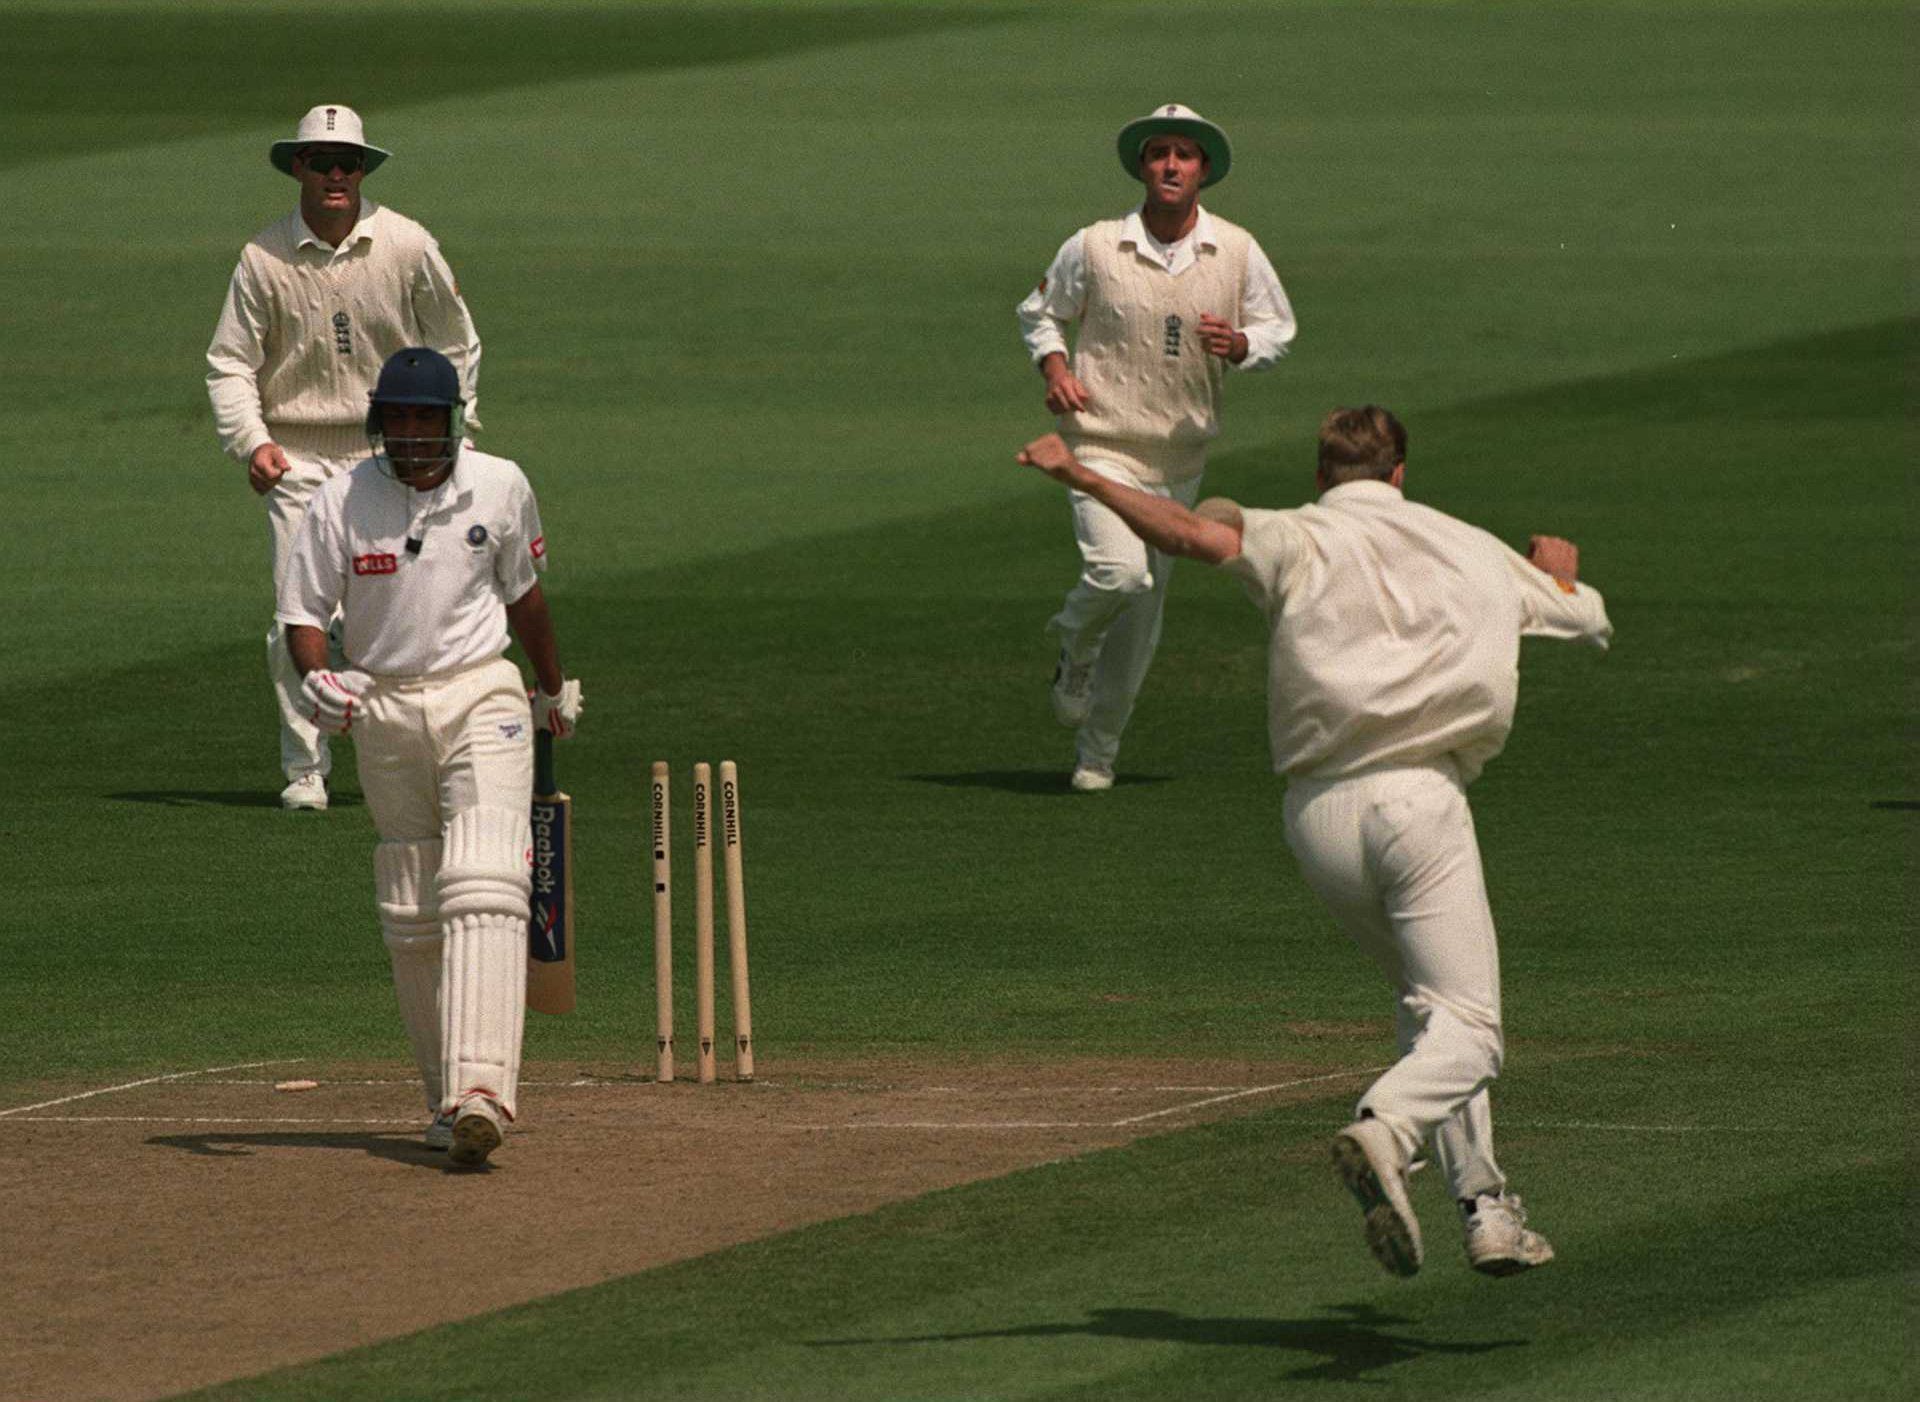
467, 524, 489, 547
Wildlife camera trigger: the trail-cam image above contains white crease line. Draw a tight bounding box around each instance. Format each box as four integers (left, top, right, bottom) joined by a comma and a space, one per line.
884, 1085, 1264, 1095
203, 1078, 595, 1088
195, 1079, 1299, 1094
5, 1116, 417, 1127
0, 1060, 299, 1119
1513, 1120, 1770, 1134
785, 1069, 1385, 1132
787, 1121, 1109, 1131
1109, 1067, 1387, 1127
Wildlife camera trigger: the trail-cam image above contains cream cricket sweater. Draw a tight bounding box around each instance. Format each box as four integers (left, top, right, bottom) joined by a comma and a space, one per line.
207, 200, 482, 462
1061, 215, 1251, 484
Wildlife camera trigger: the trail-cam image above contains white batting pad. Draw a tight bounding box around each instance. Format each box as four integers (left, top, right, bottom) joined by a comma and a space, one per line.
437, 805, 532, 1116
376, 839, 444, 1112
438, 806, 532, 921
440, 911, 527, 1118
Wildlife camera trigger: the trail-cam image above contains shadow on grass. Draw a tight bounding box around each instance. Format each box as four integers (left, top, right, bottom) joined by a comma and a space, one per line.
148, 1130, 448, 1171
107, 790, 362, 809
807, 1302, 1525, 1383
906, 770, 1174, 795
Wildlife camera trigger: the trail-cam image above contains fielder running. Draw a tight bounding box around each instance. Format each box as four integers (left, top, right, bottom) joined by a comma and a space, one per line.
209, 103, 483, 810
1016, 103, 1295, 791
1017, 407, 1613, 1275
278, 348, 582, 1168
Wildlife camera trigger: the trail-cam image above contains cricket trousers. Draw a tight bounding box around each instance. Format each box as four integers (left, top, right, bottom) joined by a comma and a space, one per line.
264, 424, 363, 782
1048, 445, 1202, 771
356, 656, 534, 1120
1283, 757, 1508, 1200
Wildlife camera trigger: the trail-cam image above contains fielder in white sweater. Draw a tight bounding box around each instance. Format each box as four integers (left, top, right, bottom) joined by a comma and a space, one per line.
206, 104, 482, 810
1016, 104, 1295, 791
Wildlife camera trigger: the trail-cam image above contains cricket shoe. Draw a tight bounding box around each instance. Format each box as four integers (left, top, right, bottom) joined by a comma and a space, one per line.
1461, 1191, 1555, 1276
1050, 650, 1095, 727
1331, 1116, 1424, 1277
424, 1110, 456, 1151
280, 772, 328, 811
447, 1096, 504, 1169
1070, 762, 1114, 793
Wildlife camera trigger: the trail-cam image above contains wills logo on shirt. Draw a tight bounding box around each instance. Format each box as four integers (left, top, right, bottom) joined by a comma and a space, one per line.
332, 311, 352, 356
353, 552, 398, 576
1163, 314, 1183, 357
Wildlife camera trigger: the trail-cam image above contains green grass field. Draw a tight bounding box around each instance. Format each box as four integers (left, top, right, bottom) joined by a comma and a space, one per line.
1, 1, 1912, 1398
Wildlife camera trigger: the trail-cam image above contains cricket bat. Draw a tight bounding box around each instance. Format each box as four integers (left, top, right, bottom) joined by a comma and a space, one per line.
527, 729, 576, 1014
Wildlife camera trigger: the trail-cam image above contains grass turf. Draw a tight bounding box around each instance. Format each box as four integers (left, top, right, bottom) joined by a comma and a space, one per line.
0, 1, 1910, 1398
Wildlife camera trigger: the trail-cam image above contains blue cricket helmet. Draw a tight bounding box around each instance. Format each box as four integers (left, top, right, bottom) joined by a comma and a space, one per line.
368, 346, 463, 414
366, 347, 466, 479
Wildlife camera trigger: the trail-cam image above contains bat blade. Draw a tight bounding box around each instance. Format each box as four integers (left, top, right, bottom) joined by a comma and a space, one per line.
528, 730, 576, 1014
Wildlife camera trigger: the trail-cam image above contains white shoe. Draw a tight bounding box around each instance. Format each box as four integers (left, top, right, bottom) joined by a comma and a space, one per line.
280, 772, 328, 811
1050, 650, 1095, 727
447, 1096, 504, 1169
424, 1110, 455, 1151
1462, 1191, 1555, 1276
1070, 763, 1114, 793
1332, 1117, 1424, 1277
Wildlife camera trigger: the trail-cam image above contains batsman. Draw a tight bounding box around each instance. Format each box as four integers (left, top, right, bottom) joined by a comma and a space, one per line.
277, 347, 583, 1168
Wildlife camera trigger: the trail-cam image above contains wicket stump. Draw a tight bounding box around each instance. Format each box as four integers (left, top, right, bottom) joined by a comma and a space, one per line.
720, 760, 755, 1081
693, 763, 717, 1084
650, 760, 674, 1082
652, 760, 755, 1083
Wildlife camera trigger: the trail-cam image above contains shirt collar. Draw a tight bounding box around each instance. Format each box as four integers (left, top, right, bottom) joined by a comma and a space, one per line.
1119, 205, 1217, 252
1319, 478, 1404, 504
296, 198, 379, 253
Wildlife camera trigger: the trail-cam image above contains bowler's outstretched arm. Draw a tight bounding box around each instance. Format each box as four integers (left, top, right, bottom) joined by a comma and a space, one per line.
1017, 433, 1242, 564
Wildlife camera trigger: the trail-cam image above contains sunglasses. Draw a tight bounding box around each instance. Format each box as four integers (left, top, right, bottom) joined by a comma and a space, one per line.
300, 147, 365, 174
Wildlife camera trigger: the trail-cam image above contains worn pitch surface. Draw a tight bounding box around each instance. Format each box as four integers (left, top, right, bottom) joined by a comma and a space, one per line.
1, 1057, 1362, 1402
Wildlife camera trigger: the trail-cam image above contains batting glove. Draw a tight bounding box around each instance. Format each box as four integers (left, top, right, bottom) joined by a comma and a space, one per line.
532, 679, 584, 739
302, 669, 373, 735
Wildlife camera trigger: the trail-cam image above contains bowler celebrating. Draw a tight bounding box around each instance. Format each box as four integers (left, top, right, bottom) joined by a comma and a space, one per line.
1018, 408, 1612, 1276
278, 348, 582, 1168
1016, 103, 1295, 790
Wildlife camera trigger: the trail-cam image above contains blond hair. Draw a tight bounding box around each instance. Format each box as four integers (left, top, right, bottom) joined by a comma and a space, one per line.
1317, 406, 1406, 484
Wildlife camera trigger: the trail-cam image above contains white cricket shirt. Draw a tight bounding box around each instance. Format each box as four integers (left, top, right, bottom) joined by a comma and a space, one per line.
1224, 480, 1613, 783
276, 448, 545, 678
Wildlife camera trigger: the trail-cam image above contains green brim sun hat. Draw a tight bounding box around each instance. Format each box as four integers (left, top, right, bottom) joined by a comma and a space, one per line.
1116, 102, 1231, 188
269, 103, 392, 177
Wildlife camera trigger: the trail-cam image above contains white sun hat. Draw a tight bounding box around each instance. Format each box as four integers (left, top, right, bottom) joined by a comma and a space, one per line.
1116, 103, 1231, 188
269, 104, 392, 177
